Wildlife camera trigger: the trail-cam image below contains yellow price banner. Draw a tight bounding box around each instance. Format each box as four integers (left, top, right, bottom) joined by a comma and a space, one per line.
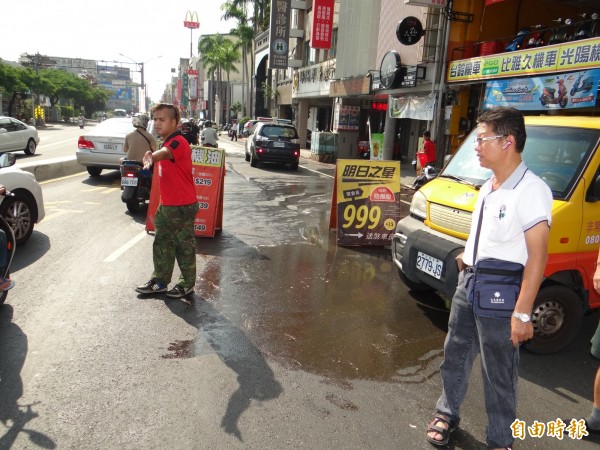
330, 159, 401, 246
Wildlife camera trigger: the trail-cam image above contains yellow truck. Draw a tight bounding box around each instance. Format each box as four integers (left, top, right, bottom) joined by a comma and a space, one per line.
392, 116, 600, 354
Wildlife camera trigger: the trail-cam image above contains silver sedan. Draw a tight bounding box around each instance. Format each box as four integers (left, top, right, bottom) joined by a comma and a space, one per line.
76, 118, 134, 177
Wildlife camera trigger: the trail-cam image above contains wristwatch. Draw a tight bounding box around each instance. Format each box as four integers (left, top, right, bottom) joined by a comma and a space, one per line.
512, 312, 531, 323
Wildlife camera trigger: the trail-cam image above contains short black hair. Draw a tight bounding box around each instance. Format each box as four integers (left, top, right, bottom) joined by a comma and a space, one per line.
478, 107, 526, 153
423, 130, 431, 138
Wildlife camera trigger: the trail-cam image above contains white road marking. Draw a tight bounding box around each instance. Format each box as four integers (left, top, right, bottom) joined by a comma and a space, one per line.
103, 231, 148, 263
300, 165, 334, 178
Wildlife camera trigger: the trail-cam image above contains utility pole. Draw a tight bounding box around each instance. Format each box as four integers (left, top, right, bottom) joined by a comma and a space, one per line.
33, 53, 39, 127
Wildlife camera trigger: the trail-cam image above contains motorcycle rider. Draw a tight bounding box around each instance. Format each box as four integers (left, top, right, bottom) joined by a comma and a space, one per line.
200, 120, 219, 147
181, 120, 198, 145
77, 114, 85, 129
123, 114, 156, 162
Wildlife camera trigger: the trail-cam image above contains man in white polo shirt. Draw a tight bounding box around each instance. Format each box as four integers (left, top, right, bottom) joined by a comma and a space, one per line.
426, 107, 552, 449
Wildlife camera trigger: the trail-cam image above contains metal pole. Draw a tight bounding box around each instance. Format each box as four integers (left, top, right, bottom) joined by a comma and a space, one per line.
140, 62, 145, 112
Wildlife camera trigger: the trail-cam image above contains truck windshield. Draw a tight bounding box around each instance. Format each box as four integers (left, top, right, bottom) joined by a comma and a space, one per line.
442, 125, 600, 199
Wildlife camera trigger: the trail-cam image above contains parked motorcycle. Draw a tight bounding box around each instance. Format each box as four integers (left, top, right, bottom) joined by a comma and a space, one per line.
0, 191, 16, 307
540, 79, 569, 108
547, 17, 573, 45
525, 24, 546, 48
570, 72, 595, 96
412, 165, 439, 190
505, 28, 530, 51
120, 160, 152, 213
570, 12, 599, 41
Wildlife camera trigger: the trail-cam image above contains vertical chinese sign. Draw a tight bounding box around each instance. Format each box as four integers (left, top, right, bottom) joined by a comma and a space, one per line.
269, 0, 291, 70
311, 0, 334, 49
329, 160, 401, 246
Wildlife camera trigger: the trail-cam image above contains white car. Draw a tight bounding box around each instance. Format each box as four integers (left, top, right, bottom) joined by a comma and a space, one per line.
0, 154, 45, 245
76, 118, 134, 177
0, 116, 40, 155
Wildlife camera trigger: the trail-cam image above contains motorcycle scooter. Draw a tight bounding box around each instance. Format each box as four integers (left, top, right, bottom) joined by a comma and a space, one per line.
540, 79, 569, 108
120, 160, 152, 213
570, 72, 595, 96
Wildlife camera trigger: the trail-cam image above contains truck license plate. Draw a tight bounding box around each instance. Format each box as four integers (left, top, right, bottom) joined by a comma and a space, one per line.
416, 251, 443, 279
121, 177, 138, 187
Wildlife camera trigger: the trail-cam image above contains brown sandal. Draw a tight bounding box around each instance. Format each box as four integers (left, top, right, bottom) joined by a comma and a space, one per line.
426, 412, 460, 447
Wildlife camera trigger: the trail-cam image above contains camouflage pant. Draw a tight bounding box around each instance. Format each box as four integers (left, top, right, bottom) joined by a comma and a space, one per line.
152, 203, 198, 288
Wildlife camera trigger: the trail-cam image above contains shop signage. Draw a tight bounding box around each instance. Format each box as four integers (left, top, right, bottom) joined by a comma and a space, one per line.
269, 0, 291, 69
329, 160, 401, 247
146, 147, 225, 237
483, 68, 600, 111
294, 60, 336, 98
311, 0, 334, 49
371, 101, 387, 111
184, 11, 200, 29
380, 51, 402, 89
329, 75, 371, 97
401, 66, 418, 87
333, 104, 360, 131
186, 69, 199, 75
396, 16, 424, 46
448, 36, 600, 83
389, 93, 436, 120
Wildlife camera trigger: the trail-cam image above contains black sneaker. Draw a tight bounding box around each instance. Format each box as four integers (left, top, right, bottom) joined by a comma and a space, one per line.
166, 285, 194, 298
136, 280, 167, 294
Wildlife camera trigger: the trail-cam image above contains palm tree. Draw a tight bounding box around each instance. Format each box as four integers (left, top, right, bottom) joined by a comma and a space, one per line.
220, 39, 241, 122
198, 34, 240, 124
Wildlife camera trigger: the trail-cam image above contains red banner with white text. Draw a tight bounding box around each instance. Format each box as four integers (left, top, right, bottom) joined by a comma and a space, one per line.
311, 0, 334, 49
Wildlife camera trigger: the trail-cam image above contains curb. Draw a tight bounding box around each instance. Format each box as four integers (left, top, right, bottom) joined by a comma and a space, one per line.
19, 156, 85, 183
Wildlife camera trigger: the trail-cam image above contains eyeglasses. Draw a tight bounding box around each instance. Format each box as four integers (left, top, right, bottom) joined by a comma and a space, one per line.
473, 135, 505, 145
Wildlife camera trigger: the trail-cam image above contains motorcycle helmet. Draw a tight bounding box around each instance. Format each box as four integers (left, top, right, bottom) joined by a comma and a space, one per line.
132, 113, 149, 129
204, 120, 212, 127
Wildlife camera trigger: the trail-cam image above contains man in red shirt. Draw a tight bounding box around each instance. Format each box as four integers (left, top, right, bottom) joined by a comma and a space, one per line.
136, 103, 198, 299
416, 130, 437, 175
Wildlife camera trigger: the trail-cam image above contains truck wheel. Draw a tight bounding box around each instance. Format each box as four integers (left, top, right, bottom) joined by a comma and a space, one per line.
524, 285, 584, 355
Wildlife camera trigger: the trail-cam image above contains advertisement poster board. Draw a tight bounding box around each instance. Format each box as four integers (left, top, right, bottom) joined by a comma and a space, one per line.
329, 159, 401, 246
483, 68, 600, 110
146, 146, 225, 237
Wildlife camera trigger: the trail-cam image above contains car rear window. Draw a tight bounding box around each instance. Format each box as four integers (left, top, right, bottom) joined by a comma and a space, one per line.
261, 125, 298, 139
94, 119, 134, 136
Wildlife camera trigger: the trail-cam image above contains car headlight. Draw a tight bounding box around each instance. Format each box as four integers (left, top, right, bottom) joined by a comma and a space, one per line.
410, 190, 427, 220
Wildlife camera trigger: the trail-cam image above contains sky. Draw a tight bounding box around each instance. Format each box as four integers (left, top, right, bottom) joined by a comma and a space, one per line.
2, 0, 237, 105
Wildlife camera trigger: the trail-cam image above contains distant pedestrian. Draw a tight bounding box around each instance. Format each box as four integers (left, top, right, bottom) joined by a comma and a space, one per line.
230, 122, 238, 141
416, 130, 436, 175
426, 106, 552, 449
136, 103, 198, 299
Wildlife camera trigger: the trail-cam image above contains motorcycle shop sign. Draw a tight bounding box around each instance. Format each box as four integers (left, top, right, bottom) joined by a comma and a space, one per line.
269, 0, 291, 70
483, 68, 600, 111
447, 36, 600, 83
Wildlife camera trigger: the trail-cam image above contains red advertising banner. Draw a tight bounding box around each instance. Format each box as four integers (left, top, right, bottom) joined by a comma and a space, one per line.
329, 159, 401, 246
145, 146, 225, 237
191, 147, 225, 237
311, 0, 334, 49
